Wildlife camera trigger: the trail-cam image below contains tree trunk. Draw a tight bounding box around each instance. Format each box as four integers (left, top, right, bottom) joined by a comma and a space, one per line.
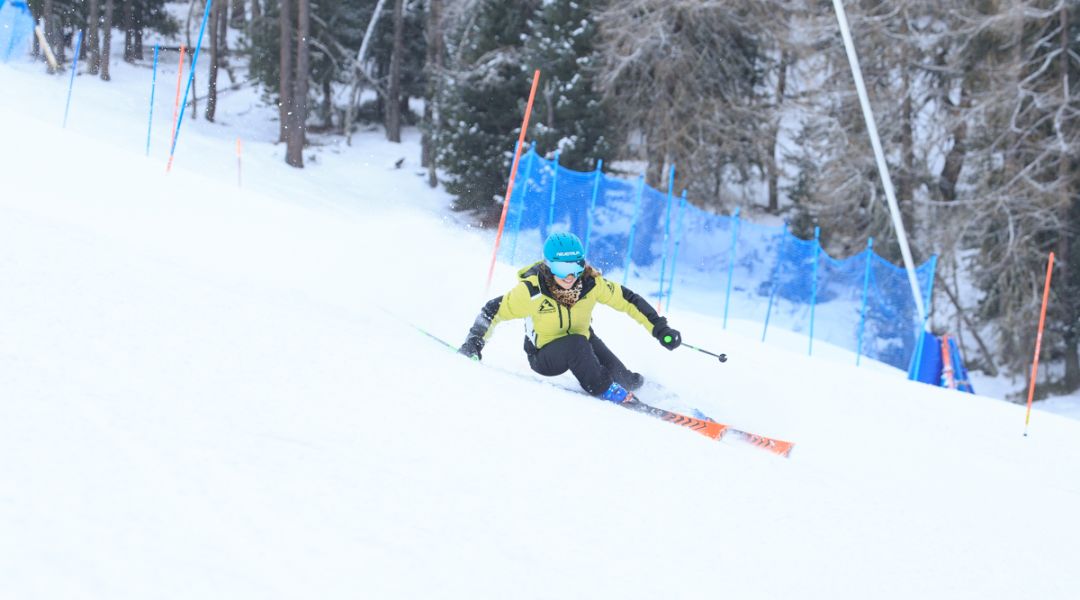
285, 0, 309, 168
123, 0, 134, 63
322, 78, 333, 130
251, 0, 261, 20
279, 0, 293, 143
88, 0, 101, 74
43, 0, 61, 69
101, 0, 114, 81
1059, 4, 1080, 393
385, 0, 404, 142
207, 0, 221, 122
423, 0, 443, 187
766, 51, 789, 214
231, 0, 246, 28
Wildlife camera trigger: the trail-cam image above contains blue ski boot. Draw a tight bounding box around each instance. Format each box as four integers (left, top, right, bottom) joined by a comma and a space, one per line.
598, 381, 633, 404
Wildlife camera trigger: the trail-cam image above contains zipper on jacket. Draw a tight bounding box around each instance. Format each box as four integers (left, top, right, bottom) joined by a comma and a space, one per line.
557, 304, 563, 329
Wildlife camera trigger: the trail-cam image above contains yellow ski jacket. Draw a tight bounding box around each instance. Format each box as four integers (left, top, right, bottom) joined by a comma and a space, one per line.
464, 261, 666, 354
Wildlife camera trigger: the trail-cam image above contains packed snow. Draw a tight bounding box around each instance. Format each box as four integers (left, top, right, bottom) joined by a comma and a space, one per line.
3, 44, 1080, 599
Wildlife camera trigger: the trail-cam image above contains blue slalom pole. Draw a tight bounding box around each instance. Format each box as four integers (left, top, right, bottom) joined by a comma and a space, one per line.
62, 30, 83, 128
508, 142, 536, 265
584, 158, 603, 256
656, 164, 676, 308
145, 44, 160, 156
906, 255, 938, 380
761, 224, 789, 343
547, 150, 560, 228
808, 226, 821, 356
167, 0, 214, 172
856, 237, 874, 366
664, 190, 688, 313
622, 175, 645, 286
722, 207, 741, 329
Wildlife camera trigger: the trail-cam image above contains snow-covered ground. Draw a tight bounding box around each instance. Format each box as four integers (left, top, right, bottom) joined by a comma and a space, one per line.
3, 40, 1080, 599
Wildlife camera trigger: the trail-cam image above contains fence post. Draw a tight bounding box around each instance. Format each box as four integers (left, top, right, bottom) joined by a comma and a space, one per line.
907, 255, 939, 379
762, 224, 789, 343
808, 226, 821, 356
665, 190, 688, 313
656, 164, 676, 309
723, 207, 741, 330
508, 142, 536, 264
62, 30, 83, 128
146, 44, 160, 156
584, 158, 603, 256
856, 237, 874, 366
547, 149, 560, 228
622, 174, 645, 286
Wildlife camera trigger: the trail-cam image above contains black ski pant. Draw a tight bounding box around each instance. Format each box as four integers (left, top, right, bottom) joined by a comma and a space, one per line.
527, 332, 632, 396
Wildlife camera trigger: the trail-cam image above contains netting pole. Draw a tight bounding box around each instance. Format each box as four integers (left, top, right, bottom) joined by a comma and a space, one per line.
1024, 252, 1055, 436
508, 141, 536, 265
547, 150, 560, 228
656, 164, 676, 310
856, 237, 873, 366
167, 0, 215, 173
762, 224, 789, 343
485, 69, 541, 294
808, 227, 822, 356
62, 30, 82, 128
664, 190, 688, 313
723, 207, 741, 330
907, 255, 939, 380
622, 175, 645, 286
584, 158, 603, 256
145, 44, 159, 156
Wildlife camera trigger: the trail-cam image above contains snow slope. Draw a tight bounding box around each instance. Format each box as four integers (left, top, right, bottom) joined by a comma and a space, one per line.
3, 51, 1080, 599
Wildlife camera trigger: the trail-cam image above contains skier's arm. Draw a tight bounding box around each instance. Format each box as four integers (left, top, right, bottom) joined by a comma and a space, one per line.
458, 284, 531, 359
595, 276, 682, 349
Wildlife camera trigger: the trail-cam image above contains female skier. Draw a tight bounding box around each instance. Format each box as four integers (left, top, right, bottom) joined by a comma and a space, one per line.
458, 232, 682, 403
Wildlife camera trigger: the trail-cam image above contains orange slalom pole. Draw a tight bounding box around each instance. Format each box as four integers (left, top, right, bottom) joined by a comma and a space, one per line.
170, 45, 187, 151
1024, 251, 1055, 436
485, 69, 541, 294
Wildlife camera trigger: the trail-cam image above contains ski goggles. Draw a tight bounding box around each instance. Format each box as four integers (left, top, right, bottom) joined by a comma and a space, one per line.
546, 258, 586, 279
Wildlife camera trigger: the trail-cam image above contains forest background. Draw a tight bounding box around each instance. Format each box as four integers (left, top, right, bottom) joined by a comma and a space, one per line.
22, 0, 1080, 400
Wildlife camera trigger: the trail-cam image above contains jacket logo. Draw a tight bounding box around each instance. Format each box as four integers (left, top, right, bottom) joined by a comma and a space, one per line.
538, 299, 557, 313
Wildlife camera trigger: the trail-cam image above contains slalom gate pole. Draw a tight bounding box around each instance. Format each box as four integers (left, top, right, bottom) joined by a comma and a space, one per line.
664, 190, 687, 313
656, 164, 676, 311
723, 207, 741, 329
680, 343, 727, 363
584, 159, 603, 256
622, 175, 645, 287
1024, 251, 1055, 436
145, 44, 160, 156
485, 69, 541, 295
236, 138, 242, 187
856, 237, 873, 366
808, 226, 821, 356
167, 0, 214, 173
61, 30, 82, 128
170, 45, 186, 150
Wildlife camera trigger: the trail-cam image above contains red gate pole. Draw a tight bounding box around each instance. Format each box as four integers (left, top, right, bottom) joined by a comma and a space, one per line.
485, 69, 541, 295
1024, 252, 1055, 436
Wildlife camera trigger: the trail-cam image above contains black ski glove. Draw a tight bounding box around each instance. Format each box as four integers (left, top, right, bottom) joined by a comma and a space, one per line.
458, 337, 483, 361
653, 321, 682, 351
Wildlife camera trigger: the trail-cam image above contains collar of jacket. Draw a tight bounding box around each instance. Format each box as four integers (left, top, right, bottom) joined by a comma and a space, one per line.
519, 261, 597, 299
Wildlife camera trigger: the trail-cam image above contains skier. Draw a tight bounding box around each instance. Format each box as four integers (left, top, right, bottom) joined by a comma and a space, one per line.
458, 231, 682, 403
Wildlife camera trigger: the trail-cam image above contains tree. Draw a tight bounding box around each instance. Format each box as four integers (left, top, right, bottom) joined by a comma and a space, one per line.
521, 0, 616, 172
282, 0, 311, 167
207, 0, 224, 122
101, 0, 114, 81
384, 0, 404, 142
279, 0, 294, 143
421, 0, 445, 187
88, 0, 101, 74
435, 0, 540, 214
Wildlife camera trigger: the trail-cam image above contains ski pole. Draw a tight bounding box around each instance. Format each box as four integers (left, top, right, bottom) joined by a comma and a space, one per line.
679, 342, 727, 363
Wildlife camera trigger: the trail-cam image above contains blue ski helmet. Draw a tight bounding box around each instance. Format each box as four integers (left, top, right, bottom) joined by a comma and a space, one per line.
543, 232, 586, 278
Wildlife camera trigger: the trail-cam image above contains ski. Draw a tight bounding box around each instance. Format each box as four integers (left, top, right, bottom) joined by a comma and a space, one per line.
691, 408, 795, 457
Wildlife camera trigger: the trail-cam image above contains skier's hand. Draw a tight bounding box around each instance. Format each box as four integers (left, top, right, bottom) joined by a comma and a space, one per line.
653, 323, 682, 351
458, 338, 483, 361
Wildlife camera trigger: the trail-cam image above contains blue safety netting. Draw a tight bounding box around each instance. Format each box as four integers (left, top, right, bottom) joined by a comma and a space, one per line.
499, 146, 937, 373
0, 1, 34, 63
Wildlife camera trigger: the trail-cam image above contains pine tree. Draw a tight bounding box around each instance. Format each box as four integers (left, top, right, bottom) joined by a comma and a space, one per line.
436, 0, 539, 214
521, 0, 614, 171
